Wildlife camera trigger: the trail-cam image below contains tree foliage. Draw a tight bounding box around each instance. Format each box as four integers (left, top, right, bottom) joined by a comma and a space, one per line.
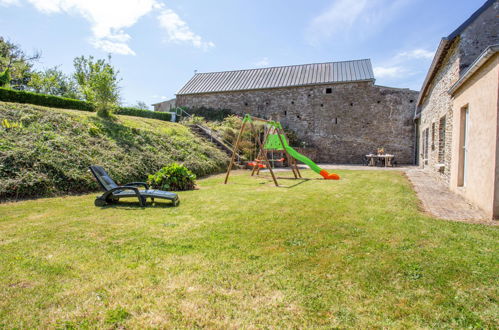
0, 37, 40, 89
73, 55, 121, 117
28, 66, 80, 99
133, 100, 149, 110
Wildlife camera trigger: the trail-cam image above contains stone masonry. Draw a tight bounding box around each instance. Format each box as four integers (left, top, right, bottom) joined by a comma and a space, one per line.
177, 81, 418, 164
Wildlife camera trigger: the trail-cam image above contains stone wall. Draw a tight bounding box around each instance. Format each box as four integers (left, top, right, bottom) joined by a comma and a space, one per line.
177, 81, 418, 164
418, 41, 459, 182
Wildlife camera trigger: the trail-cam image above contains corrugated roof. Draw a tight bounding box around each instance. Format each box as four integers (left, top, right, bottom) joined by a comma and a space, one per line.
177, 59, 374, 95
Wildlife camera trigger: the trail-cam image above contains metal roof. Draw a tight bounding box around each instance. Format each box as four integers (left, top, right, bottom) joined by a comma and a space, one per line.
177, 59, 374, 95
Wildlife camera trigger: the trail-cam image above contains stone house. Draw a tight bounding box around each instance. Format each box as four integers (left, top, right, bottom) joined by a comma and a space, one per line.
415, 0, 499, 218
176, 59, 418, 164
152, 98, 176, 112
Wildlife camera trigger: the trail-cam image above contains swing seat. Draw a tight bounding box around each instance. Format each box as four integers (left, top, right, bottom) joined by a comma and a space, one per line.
257, 164, 266, 168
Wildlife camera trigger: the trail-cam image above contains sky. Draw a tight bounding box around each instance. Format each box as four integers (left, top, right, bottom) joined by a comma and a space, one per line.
0, 0, 489, 108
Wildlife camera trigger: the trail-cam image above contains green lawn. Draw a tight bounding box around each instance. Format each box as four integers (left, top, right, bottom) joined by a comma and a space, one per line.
0, 170, 497, 328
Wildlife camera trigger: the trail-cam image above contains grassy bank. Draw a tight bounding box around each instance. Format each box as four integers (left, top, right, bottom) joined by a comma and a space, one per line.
0, 170, 497, 328
0, 101, 228, 199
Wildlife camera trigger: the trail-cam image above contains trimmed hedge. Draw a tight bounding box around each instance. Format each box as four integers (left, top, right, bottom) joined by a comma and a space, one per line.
116, 107, 171, 121
0, 87, 94, 111
0, 87, 172, 121
185, 107, 233, 121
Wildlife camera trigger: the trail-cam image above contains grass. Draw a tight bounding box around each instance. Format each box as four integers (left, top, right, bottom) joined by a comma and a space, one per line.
0, 170, 497, 328
0, 101, 227, 199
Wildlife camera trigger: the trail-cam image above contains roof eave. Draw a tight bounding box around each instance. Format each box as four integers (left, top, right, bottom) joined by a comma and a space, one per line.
416, 38, 451, 108
176, 78, 376, 96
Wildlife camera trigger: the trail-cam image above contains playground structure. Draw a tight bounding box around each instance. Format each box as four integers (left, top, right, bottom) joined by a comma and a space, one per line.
224, 114, 340, 186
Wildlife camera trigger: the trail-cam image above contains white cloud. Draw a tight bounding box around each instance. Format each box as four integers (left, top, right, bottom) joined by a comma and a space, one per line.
306, 0, 412, 45
254, 57, 270, 67
3, 0, 213, 54
91, 39, 136, 55
373, 66, 406, 78
396, 48, 435, 60
157, 8, 214, 50
0, 0, 19, 5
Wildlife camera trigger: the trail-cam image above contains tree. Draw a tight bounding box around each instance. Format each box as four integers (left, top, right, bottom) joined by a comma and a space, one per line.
0, 68, 10, 88
73, 55, 121, 117
0, 37, 41, 89
133, 101, 149, 110
28, 66, 80, 99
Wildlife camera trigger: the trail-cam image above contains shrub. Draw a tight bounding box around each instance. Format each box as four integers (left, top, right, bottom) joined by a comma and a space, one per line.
183, 106, 233, 121
148, 163, 196, 191
116, 107, 172, 121
0, 87, 94, 111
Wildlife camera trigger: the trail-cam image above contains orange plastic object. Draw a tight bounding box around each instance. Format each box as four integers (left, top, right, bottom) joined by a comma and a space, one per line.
319, 169, 340, 180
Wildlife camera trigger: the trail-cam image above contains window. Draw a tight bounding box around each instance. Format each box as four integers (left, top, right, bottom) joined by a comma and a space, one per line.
431, 122, 436, 150
422, 127, 429, 164
350, 103, 354, 106
320, 104, 324, 107
438, 116, 446, 163
244, 102, 248, 106
325, 88, 332, 94
291, 101, 295, 105
283, 110, 287, 116
333, 118, 338, 124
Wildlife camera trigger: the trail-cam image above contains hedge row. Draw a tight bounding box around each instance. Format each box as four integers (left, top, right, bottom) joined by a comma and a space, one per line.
0, 87, 94, 111
184, 106, 233, 121
116, 107, 171, 121
0, 87, 172, 121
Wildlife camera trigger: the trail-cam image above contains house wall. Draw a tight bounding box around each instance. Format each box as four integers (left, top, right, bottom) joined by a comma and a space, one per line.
177, 81, 418, 164
450, 54, 499, 219
418, 41, 460, 181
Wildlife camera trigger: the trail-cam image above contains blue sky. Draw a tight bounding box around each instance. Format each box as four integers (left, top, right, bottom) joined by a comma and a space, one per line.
0, 0, 488, 108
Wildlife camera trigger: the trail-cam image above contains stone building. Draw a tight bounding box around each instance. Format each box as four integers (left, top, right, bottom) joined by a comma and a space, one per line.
176, 59, 418, 164
152, 98, 176, 112
415, 0, 499, 218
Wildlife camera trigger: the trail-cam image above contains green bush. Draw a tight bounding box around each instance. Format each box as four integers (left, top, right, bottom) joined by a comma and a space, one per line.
184, 107, 233, 121
147, 163, 196, 191
0, 87, 94, 111
116, 107, 172, 121
0, 88, 173, 122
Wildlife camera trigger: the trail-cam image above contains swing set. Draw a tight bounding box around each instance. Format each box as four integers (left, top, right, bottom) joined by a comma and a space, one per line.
224, 114, 340, 186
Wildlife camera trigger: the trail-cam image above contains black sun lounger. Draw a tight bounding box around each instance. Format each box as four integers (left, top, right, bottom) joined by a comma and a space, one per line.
89, 165, 179, 207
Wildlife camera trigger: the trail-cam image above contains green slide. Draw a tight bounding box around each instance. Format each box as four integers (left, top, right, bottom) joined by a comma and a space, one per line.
264, 132, 339, 180
284, 146, 340, 180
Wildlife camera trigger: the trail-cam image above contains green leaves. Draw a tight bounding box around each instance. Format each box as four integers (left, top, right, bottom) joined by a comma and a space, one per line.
73, 55, 121, 117
27, 66, 80, 99
148, 163, 197, 191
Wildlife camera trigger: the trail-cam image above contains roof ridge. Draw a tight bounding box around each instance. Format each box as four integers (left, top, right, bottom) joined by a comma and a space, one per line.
194, 59, 372, 75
